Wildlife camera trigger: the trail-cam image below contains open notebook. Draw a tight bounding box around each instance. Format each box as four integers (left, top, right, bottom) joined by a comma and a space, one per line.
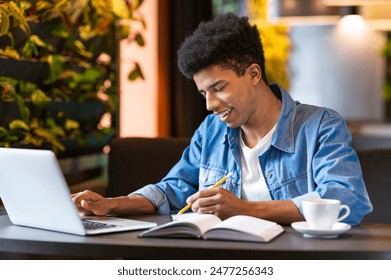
0, 148, 156, 235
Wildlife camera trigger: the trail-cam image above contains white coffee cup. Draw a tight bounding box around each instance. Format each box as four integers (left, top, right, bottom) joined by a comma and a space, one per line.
302, 199, 350, 230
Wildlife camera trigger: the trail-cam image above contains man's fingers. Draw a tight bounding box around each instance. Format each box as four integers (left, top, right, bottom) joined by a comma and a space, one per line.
81, 199, 107, 216
188, 188, 219, 204
80, 199, 92, 210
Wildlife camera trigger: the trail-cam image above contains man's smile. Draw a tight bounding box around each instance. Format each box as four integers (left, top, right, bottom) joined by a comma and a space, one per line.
216, 107, 233, 119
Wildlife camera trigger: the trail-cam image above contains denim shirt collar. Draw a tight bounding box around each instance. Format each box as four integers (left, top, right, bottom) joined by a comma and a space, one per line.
270, 83, 296, 154
222, 83, 296, 154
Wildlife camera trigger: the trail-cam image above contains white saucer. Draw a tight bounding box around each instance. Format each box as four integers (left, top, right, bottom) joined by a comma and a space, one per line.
291, 221, 351, 238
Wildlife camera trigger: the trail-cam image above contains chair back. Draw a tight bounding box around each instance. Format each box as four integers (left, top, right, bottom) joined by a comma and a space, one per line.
107, 137, 190, 197
357, 149, 391, 224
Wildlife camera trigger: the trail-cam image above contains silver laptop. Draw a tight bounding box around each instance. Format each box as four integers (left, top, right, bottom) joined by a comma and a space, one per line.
0, 147, 156, 235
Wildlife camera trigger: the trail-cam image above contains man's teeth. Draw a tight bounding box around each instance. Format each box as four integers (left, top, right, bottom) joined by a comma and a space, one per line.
220, 108, 232, 118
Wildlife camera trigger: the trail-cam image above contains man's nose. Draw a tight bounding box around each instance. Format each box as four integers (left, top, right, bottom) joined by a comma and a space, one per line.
205, 93, 219, 112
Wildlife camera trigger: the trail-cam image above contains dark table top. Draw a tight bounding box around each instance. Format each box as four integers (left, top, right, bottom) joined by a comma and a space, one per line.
0, 207, 390, 260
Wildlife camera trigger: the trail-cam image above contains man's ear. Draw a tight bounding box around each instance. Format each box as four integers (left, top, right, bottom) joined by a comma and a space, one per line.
247, 64, 261, 82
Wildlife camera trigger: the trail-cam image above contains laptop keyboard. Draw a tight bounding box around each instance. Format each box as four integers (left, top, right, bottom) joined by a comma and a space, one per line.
82, 220, 117, 230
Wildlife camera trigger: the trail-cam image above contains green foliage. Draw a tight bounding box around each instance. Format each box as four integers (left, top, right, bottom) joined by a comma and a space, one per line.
0, 0, 146, 152
384, 34, 391, 102
247, 0, 291, 90
384, 34, 391, 59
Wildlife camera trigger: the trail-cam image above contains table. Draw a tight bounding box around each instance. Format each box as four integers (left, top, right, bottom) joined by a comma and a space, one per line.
0, 211, 391, 260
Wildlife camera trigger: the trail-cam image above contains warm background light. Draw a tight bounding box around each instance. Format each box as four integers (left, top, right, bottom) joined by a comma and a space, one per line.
119, 1, 159, 137
338, 14, 367, 34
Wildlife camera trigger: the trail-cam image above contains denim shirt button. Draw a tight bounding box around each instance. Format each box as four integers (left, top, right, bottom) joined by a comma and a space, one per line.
266, 173, 272, 179
202, 176, 207, 182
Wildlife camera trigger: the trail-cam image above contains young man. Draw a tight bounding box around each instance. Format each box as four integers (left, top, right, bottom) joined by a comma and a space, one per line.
72, 13, 372, 225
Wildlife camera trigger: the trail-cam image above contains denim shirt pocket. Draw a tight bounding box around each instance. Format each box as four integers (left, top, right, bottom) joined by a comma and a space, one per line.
198, 167, 229, 190
269, 171, 310, 200
198, 165, 242, 196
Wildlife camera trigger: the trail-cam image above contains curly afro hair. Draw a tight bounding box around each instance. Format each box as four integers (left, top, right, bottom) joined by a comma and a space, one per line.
177, 12, 268, 83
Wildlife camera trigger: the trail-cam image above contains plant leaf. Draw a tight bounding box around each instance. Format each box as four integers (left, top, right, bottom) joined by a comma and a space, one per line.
134, 32, 144, 46
0, 46, 20, 59
128, 62, 144, 81
9, 119, 30, 131
65, 119, 80, 131
9, 1, 30, 35
31, 89, 52, 108
73, 40, 93, 58
111, 0, 130, 19
45, 54, 65, 84
0, 7, 10, 36
13, 94, 30, 121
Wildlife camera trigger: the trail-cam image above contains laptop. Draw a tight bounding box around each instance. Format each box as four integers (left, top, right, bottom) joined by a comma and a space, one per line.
0, 147, 157, 235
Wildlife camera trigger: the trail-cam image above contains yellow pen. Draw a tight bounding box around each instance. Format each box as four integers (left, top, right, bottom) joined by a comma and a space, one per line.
177, 172, 233, 215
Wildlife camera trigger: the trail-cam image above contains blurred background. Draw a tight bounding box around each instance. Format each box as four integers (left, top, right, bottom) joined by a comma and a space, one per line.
121, 0, 391, 142
1, 0, 390, 193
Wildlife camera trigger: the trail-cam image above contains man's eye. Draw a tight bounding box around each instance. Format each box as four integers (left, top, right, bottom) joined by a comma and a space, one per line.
216, 85, 226, 92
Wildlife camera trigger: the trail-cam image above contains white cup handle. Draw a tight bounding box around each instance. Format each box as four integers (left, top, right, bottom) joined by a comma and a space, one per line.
336, 205, 350, 222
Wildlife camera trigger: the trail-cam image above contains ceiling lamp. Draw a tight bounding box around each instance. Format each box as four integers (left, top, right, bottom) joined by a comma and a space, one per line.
322, 0, 391, 31
322, 0, 390, 5
269, 0, 342, 25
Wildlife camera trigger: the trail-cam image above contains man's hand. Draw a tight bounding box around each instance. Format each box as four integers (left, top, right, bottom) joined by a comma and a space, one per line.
187, 188, 248, 220
187, 188, 304, 224
71, 190, 111, 216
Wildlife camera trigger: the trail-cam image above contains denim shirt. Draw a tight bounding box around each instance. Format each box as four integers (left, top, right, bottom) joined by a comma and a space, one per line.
134, 84, 373, 225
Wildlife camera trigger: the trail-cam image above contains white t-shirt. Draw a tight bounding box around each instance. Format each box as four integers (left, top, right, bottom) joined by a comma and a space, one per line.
240, 124, 277, 201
